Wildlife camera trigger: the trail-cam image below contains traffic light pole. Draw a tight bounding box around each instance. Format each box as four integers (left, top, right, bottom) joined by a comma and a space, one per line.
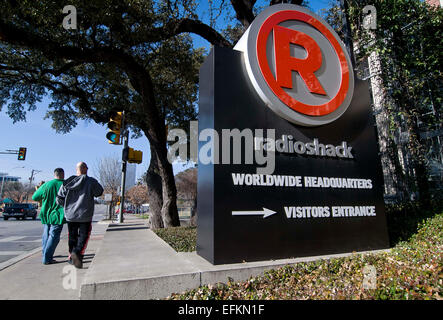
118, 112, 128, 224
0, 150, 19, 156
0, 148, 26, 160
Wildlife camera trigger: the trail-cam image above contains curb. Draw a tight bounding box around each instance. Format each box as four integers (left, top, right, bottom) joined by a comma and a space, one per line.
80, 221, 393, 300
0, 247, 42, 272
0, 221, 111, 272
0, 233, 69, 272
0, 212, 108, 273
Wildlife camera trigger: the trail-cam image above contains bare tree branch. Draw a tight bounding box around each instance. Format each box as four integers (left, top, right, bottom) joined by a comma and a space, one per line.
129, 18, 232, 48
230, 0, 257, 28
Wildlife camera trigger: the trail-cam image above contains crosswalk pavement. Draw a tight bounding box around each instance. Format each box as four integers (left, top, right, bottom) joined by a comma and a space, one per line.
0, 235, 43, 262
0, 236, 41, 243
0, 222, 107, 264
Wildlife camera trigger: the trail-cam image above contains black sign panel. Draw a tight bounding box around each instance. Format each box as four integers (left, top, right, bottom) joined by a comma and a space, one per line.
197, 47, 390, 265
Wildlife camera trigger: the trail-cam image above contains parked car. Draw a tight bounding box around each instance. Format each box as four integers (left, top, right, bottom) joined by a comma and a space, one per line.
3, 203, 37, 220
115, 208, 133, 214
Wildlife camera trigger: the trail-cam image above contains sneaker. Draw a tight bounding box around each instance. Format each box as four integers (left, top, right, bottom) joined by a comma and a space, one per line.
68, 258, 73, 265
43, 259, 57, 265
71, 252, 83, 269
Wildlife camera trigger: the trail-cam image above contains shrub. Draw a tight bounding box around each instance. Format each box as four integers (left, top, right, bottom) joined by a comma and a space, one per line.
168, 212, 443, 300
154, 226, 197, 252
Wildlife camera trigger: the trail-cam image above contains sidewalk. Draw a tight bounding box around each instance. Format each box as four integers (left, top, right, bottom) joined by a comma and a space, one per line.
0, 221, 109, 300
80, 216, 199, 299
0, 214, 390, 300
80, 216, 390, 300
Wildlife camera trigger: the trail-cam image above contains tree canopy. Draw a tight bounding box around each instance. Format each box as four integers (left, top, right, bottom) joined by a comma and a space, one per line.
325, 0, 443, 203
0, 0, 307, 228
0, 1, 204, 135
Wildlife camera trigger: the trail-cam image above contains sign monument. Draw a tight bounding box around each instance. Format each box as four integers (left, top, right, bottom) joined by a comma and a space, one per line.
197, 4, 390, 265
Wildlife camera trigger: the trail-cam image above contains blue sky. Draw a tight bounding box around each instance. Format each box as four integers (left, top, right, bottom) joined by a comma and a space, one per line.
191, 0, 333, 47
0, 97, 147, 183
0, 0, 332, 185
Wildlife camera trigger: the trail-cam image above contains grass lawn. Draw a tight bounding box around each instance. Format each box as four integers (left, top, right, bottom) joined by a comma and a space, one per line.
163, 211, 442, 300
135, 214, 150, 220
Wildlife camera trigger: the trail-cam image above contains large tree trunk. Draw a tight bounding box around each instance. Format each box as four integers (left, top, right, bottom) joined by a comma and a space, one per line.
190, 196, 197, 227
142, 125, 180, 228
145, 147, 164, 229
391, 29, 431, 207
406, 116, 431, 207
146, 149, 180, 228
154, 144, 181, 227
129, 66, 180, 228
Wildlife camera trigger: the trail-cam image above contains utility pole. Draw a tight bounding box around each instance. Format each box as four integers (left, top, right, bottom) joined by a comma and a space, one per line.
26, 169, 41, 202
0, 173, 6, 199
118, 112, 128, 224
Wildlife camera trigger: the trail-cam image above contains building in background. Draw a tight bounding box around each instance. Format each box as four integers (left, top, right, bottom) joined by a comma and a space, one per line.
0, 173, 21, 183
125, 163, 136, 191
0, 172, 21, 200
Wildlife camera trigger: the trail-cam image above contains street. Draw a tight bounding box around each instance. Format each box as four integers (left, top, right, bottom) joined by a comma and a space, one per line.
0, 204, 107, 264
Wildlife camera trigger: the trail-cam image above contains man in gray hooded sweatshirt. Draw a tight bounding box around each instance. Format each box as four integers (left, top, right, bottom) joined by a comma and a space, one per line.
57, 162, 103, 268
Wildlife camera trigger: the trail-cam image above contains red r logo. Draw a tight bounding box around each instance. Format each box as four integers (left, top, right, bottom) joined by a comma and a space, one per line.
256, 10, 351, 117
274, 25, 326, 95
234, 5, 354, 126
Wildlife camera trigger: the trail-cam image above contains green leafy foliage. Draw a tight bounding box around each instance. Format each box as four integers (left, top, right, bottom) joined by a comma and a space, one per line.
0, 1, 204, 134
0, 0, 209, 228
386, 199, 443, 245
154, 226, 196, 252
324, 0, 443, 202
168, 212, 443, 300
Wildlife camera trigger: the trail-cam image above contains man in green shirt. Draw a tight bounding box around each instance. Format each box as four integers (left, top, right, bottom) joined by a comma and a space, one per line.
32, 168, 65, 265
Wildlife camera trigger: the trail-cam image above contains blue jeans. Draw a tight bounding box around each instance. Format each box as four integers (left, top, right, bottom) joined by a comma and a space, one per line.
42, 224, 63, 264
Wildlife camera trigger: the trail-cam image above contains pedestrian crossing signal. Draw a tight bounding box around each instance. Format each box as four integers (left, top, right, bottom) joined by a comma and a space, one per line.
123, 147, 143, 164
128, 148, 143, 164
107, 111, 122, 145
18, 147, 26, 161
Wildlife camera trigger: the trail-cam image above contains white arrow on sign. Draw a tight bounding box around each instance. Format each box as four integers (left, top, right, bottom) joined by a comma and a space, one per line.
232, 208, 277, 218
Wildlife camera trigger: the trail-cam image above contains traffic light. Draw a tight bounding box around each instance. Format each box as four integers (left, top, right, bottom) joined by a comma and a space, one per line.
106, 111, 123, 144
123, 147, 143, 164
18, 147, 27, 161
129, 148, 143, 164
